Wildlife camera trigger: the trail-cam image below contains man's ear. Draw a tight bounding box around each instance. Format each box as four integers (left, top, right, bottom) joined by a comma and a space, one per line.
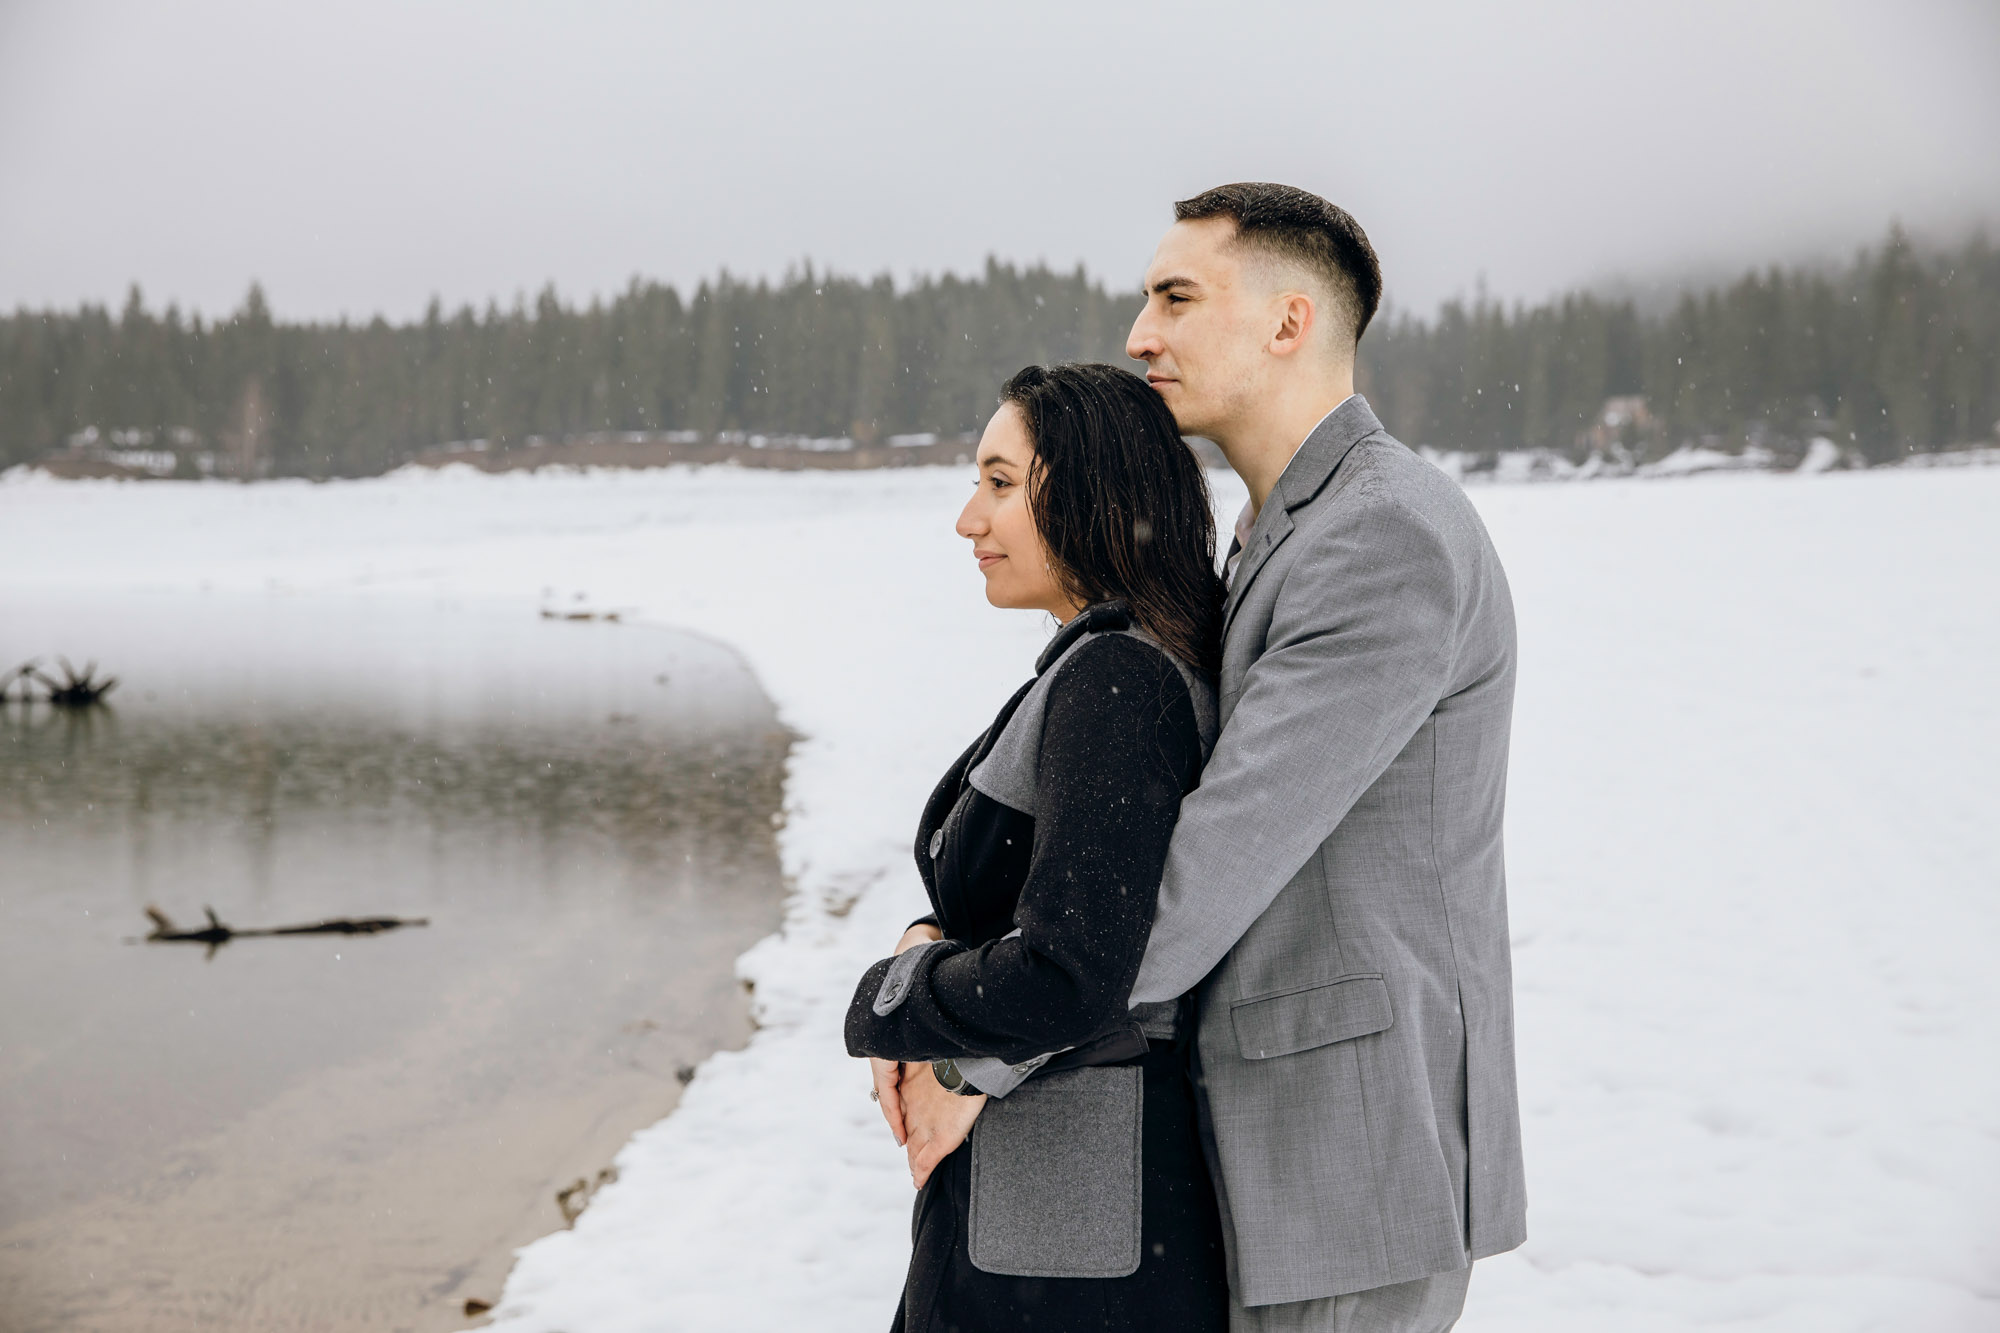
1267, 291, 1316, 360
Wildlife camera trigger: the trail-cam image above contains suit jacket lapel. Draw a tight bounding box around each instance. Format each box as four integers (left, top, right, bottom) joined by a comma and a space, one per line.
1222, 397, 1384, 634
1222, 501, 1293, 632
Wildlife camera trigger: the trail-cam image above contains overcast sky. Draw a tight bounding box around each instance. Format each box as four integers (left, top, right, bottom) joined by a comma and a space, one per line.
2, 0, 1996, 323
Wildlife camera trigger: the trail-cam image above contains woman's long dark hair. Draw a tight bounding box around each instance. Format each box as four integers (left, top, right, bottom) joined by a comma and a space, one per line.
1000, 363, 1225, 679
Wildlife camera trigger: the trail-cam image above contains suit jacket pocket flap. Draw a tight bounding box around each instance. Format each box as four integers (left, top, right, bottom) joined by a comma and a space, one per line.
967, 1065, 1143, 1278
1230, 974, 1393, 1060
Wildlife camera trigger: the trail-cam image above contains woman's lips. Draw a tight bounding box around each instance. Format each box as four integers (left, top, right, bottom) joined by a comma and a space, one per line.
976, 553, 1005, 571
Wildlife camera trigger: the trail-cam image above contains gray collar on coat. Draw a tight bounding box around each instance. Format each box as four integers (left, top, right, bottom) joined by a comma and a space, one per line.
1224, 396, 1385, 632
1272, 394, 1383, 513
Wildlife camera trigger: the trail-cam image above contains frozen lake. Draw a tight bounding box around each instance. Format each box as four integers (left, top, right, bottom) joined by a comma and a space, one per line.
1, 459, 1995, 1331
0, 590, 789, 1332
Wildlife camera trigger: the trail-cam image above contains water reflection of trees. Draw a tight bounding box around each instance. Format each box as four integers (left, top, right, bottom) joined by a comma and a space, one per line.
0, 706, 792, 871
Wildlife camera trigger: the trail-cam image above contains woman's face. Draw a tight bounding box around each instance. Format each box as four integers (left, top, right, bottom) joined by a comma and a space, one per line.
956, 405, 1080, 621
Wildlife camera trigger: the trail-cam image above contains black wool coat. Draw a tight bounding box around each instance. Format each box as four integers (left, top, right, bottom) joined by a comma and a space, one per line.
844, 602, 1210, 1068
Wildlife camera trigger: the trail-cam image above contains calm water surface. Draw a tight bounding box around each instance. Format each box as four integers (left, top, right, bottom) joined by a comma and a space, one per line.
0, 591, 790, 1333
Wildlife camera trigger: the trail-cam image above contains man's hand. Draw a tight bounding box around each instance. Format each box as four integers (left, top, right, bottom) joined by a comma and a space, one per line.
869, 923, 945, 1145
901, 1059, 985, 1189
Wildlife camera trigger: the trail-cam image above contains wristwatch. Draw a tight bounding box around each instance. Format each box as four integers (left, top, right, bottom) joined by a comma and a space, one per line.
931, 1058, 983, 1096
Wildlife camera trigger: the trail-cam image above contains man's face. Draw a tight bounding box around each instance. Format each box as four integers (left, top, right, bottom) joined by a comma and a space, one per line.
1126, 217, 1270, 440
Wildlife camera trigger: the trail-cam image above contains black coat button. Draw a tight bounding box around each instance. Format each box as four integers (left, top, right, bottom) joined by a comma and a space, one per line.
929, 829, 944, 859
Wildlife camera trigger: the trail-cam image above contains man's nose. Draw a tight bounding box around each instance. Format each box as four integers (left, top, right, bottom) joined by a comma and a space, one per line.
1126, 308, 1160, 363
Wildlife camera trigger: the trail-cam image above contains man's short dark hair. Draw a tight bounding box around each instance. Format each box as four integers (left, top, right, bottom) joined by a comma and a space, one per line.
1173, 183, 1382, 347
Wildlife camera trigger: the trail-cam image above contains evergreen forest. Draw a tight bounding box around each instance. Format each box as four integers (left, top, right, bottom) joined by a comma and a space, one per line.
1, 226, 1992, 477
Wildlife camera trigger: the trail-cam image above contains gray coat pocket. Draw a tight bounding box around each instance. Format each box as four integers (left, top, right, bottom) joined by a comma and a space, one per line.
1230, 973, 1393, 1060
966, 1065, 1144, 1278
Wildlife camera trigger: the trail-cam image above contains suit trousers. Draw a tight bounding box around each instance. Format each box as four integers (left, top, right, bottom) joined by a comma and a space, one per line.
1229, 1266, 1470, 1333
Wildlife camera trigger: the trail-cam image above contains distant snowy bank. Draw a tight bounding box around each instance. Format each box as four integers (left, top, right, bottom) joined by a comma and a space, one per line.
9, 438, 2000, 492
2, 463, 1994, 1331
1417, 438, 2000, 485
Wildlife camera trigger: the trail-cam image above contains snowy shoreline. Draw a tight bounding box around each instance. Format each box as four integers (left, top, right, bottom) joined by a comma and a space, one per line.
3, 462, 1995, 1331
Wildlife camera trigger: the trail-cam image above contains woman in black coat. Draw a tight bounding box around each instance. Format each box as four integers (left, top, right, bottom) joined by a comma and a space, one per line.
845, 364, 1231, 1333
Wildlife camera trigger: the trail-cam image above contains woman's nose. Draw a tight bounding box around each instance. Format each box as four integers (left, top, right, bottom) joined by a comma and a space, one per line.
956, 494, 986, 539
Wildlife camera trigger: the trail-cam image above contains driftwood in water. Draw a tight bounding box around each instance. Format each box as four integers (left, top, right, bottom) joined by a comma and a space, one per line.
5, 657, 118, 707
539, 608, 622, 623
143, 904, 429, 954
1, 663, 34, 703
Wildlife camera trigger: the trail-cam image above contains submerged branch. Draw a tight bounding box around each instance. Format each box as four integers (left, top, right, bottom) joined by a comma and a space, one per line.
142, 904, 429, 955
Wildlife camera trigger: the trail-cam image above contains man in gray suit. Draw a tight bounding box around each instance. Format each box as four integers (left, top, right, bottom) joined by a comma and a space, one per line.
1120, 182, 1526, 1331
892, 183, 1525, 1330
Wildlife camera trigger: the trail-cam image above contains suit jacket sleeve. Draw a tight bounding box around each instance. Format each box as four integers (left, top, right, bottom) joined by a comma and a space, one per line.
1128, 494, 1461, 1005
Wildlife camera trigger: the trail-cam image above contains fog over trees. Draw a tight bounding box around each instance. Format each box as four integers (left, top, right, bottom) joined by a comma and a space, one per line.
2, 226, 1993, 477
1368, 227, 1999, 468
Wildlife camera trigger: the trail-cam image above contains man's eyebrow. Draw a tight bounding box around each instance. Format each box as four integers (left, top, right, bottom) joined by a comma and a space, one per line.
1149, 275, 1200, 295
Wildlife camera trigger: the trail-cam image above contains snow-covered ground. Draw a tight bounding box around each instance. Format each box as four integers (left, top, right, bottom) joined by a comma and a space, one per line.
3, 460, 1995, 1331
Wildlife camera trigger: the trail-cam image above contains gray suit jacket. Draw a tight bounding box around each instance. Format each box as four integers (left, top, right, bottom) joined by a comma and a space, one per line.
1129, 397, 1527, 1306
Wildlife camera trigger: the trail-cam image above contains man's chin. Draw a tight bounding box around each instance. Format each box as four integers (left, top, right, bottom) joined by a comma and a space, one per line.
1165, 402, 1211, 438
1145, 378, 1210, 435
